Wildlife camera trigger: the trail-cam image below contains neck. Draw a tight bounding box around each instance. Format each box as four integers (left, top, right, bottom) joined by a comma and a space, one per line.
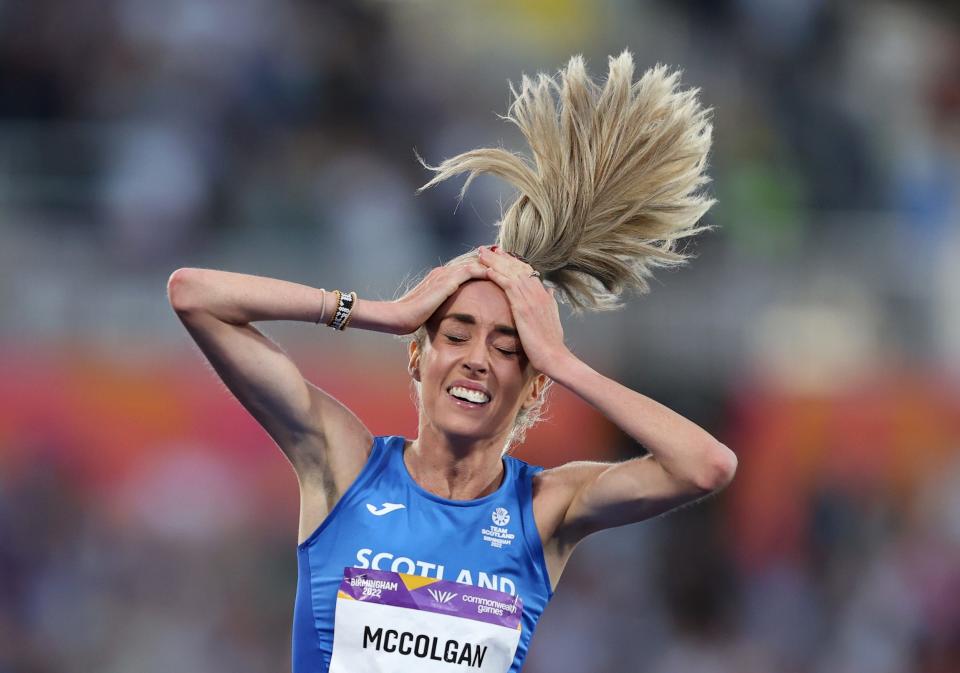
406, 424, 509, 500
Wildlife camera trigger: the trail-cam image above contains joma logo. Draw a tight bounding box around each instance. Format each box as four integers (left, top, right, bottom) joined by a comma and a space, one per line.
427, 588, 458, 604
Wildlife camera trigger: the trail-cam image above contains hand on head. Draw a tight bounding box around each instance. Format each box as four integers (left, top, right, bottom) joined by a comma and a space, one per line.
392, 255, 489, 335
394, 246, 568, 377
477, 246, 568, 376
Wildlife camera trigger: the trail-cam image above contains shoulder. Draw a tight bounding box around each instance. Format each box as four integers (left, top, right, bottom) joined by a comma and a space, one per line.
533, 461, 609, 494
504, 453, 599, 488
362, 434, 410, 470
372, 434, 406, 452
502, 453, 544, 478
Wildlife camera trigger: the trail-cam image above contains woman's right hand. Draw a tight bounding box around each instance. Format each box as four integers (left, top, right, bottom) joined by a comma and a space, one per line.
390, 253, 489, 335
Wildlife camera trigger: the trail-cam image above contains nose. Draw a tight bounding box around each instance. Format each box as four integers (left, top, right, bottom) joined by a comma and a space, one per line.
461, 338, 489, 374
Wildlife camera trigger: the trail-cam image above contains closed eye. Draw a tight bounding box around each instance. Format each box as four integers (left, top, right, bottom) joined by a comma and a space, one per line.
445, 334, 518, 356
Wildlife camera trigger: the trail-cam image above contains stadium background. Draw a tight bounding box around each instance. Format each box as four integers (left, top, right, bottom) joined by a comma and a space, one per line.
1, 0, 959, 671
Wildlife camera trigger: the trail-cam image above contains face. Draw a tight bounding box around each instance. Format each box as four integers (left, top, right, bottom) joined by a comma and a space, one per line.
408, 280, 546, 443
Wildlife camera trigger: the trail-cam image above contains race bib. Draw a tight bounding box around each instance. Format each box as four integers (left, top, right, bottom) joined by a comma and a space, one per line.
328, 567, 523, 673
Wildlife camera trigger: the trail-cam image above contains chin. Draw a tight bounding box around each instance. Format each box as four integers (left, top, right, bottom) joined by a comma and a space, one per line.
438, 420, 489, 440
434, 414, 503, 443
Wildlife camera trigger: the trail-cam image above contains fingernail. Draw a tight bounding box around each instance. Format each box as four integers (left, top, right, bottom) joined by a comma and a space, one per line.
490, 245, 498, 252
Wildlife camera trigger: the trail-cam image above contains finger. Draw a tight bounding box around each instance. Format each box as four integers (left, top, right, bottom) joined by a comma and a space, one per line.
450, 257, 483, 271
478, 246, 523, 276
483, 263, 514, 290
466, 261, 490, 280
446, 257, 484, 273
487, 256, 548, 296
448, 263, 481, 284
487, 266, 542, 307
496, 248, 535, 276
476, 247, 499, 268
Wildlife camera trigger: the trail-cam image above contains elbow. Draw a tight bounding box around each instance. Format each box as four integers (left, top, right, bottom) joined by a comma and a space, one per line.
167, 267, 200, 312
694, 443, 738, 492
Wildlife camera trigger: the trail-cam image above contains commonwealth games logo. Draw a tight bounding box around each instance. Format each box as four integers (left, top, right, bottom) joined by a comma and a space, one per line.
491, 507, 510, 526
427, 588, 458, 604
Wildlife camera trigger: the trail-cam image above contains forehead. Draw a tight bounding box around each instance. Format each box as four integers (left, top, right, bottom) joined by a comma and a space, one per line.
433, 280, 515, 330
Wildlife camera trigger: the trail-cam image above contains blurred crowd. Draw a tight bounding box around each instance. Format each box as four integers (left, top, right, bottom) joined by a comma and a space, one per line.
1, 0, 959, 672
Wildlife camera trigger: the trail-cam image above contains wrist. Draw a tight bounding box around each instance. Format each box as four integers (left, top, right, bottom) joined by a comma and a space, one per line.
384, 300, 410, 335
543, 349, 585, 385
315, 295, 399, 335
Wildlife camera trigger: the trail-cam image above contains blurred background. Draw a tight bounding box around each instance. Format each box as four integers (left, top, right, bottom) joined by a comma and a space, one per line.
1, 0, 959, 671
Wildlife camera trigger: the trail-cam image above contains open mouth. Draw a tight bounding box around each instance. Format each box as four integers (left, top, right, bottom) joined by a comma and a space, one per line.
447, 385, 491, 408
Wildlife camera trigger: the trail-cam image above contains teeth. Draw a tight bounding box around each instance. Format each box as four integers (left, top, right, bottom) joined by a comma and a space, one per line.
449, 386, 490, 404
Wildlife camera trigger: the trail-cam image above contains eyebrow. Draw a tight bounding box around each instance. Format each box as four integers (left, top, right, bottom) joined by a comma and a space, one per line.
440, 313, 519, 338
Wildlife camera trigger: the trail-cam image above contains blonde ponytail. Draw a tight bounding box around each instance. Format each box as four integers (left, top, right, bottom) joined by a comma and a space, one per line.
417, 49, 716, 313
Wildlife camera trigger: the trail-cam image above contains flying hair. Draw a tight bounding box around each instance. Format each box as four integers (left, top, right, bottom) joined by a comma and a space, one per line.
405, 49, 716, 452
415, 48, 717, 313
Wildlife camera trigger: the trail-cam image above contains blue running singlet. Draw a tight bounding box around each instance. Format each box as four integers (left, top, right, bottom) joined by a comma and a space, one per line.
292, 435, 554, 673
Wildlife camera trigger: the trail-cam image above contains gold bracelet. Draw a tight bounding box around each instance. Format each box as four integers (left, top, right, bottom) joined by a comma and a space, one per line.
327, 290, 342, 327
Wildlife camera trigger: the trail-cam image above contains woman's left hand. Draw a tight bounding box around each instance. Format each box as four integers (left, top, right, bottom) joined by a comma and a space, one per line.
477, 245, 572, 376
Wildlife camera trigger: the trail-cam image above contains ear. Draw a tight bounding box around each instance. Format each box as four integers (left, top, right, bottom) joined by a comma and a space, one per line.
408, 340, 422, 382
521, 372, 549, 411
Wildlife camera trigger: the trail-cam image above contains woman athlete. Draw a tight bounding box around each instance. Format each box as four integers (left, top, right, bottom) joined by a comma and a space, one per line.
168, 50, 736, 673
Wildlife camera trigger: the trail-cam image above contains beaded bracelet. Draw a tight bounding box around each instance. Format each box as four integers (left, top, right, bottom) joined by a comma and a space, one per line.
328, 290, 357, 331
340, 293, 358, 330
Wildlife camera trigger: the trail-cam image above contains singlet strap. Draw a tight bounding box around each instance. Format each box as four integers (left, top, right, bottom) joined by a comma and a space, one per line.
511, 460, 554, 599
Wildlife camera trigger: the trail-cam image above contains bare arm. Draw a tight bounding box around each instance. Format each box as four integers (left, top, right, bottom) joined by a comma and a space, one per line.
533, 353, 737, 583
167, 268, 402, 475
474, 246, 737, 559
168, 268, 405, 332
166, 261, 488, 541
550, 354, 738, 501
